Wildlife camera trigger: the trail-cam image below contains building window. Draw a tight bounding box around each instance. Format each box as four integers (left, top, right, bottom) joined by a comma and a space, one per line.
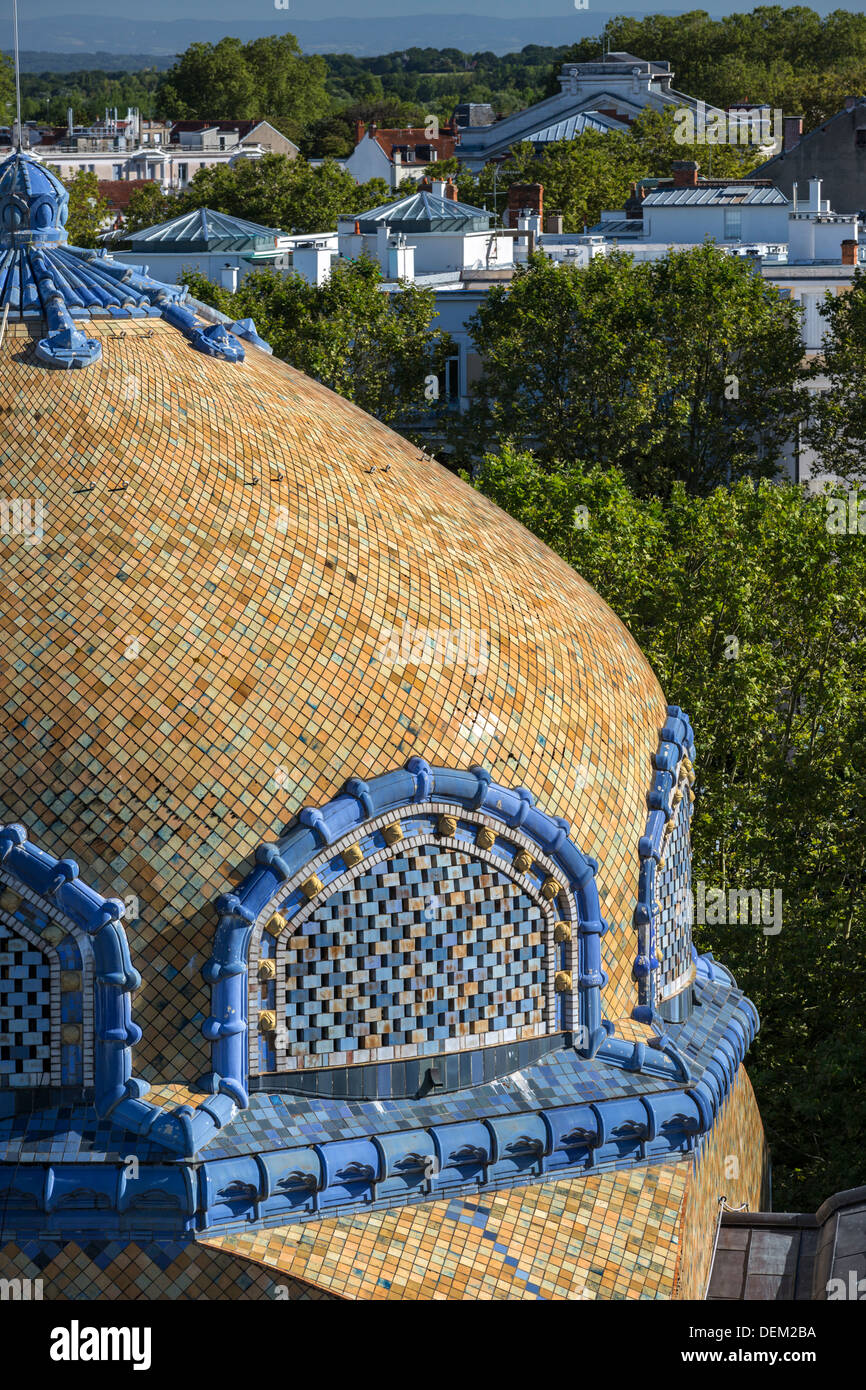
438, 354, 460, 402
724, 208, 742, 240
633, 707, 696, 1024
0, 894, 90, 1089
112, 163, 124, 180
259, 844, 551, 1073
178, 163, 188, 183
209, 760, 610, 1098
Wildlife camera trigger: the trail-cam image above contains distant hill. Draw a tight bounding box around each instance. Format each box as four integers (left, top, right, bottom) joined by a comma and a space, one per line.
6, 11, 614, 61
16, 50, 177, 73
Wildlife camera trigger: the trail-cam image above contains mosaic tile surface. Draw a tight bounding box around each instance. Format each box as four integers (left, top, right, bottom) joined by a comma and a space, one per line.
0, 891, 89, 1089
261, 846, 548, 1073
201, 1162, 689, 1300
0, 1236, 335, 1300
674, 1067, 766, 1299
0, 319, 668, 1091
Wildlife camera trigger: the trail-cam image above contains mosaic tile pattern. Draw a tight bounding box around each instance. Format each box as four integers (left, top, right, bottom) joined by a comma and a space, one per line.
0, 891, 89, 1089
657, 777, 694, 1000
674, 1067, 765, 1299
262, 847, 547, 1073
0, 1236, 335, 1300
0, 924, 51, 1083
0, 318, 668, 1093
201, 1162, 689, 1300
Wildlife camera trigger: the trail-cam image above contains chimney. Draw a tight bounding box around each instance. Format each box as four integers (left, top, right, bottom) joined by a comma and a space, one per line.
783, 116, 804, 151
354, 118, 365, 145
671, 160, 700, 188
544, 211, 563, 234
506, 182, 543, 229
444, 178, 458, 201
431, 179, 446, 199
842, 239, 858, 265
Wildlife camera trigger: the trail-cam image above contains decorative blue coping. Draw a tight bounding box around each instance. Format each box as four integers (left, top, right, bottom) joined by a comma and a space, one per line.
0, 955, 759, 1238
0, 151, 270, 366
633, 705, 696, 1025
0, 823, 238, 1158
203, 758, 613, 1104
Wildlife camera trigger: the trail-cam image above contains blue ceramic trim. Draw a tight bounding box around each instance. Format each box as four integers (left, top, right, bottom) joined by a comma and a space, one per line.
632, 704, 696, 1025
0, 956, 758, 1239
0, 822, 236, 1158
0, 151, 271, 364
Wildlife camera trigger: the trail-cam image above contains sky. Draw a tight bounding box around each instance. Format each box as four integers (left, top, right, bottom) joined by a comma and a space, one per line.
15, 0, 859, 20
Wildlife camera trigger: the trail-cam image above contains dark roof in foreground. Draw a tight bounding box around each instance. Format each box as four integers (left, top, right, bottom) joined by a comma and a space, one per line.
707, 1186, 866, 1300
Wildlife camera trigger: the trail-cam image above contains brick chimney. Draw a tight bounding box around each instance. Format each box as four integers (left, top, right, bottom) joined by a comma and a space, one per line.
354, 118, 365, 145
671, 161, 699, 188
444, 178, 458, 201
842, 239, 858, 266
783, 115, 804, 151
506, 182, 543, 229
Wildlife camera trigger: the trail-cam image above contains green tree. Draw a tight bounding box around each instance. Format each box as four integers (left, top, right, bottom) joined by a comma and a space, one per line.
182, 256, 451, 428
157, 38, 254, 119
465, 246, 804, 494
157, 34, 329, 134
174, 153, 389, 234
805, 269, 866, 482
474, 445, 866, 1211
0, 51, 14, 129
63, 170, 109, 248
122, 181, 176, 234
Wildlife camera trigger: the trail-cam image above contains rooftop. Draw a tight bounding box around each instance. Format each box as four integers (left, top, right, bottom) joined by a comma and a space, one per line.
120, 205, 290, 254
348, 189, 492, 234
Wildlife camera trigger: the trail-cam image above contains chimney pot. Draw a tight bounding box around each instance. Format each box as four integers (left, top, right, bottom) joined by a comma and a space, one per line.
783, 115, 804, 151
842, 238, 858, 265
505, 182, 543, 228
671, 160, 700, 187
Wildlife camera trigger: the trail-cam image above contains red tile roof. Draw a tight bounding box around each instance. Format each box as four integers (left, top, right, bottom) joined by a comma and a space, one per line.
368, 127, 457, 163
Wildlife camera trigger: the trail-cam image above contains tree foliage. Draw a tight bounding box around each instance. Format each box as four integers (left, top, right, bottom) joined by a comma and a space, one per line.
463, 246, 804, 495
805, 269, 866, 483
62, 170, 109, 248
474, 446, 866, 1211
156, 35, 330, 140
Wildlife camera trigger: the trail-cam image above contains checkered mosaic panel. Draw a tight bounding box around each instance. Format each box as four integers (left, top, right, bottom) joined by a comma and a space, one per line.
0, 922, 52, 1083
656, 789, 693, 998
276, 847, 547, 1068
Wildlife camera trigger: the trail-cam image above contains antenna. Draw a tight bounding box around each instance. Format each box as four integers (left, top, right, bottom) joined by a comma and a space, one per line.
12, 0, 23, 150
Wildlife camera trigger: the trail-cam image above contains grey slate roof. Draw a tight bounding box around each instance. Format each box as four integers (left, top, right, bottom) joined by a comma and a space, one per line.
527, 111, 627, 142
353, 190, 492, 234
123, 206, 287, 252
707, 1187, 866, 1300
643, 184, 788, 207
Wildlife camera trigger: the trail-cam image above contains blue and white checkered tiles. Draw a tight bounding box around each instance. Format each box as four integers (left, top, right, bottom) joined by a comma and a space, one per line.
261, 847, 548, 1073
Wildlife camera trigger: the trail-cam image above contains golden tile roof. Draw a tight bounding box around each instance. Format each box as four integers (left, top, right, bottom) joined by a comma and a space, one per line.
0, 320, 667, 1085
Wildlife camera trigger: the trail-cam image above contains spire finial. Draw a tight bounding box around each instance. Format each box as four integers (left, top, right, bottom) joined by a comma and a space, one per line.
12, 0, 23, 150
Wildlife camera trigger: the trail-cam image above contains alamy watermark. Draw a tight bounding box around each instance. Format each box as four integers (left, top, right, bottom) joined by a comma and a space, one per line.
825, 486, 866, 534
693, 881, 782, 935
377, 622, 490, 676
674, 102, 782, 147
0, 497, 44, 547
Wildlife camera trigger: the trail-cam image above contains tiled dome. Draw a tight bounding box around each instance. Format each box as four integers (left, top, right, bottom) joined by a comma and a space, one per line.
0, 316, 668, 1086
